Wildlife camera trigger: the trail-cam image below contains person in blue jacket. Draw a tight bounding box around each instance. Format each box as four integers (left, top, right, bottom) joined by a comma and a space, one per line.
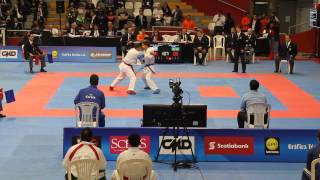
74, 74, 105, 127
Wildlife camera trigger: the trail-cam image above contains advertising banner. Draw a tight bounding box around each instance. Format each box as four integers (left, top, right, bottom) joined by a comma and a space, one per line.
63, 128, 317, 162
0, 46, 116, 63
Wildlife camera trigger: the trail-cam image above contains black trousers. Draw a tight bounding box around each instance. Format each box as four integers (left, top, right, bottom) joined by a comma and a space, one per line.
29, 55, 46, 71
237, 111, 269, 128
194, 48, 207, 65
275, 55, 295, 74
233, 50, 246, 72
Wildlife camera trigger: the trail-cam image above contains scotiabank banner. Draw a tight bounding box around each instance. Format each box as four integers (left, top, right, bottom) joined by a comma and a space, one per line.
63, 128, 318, 162
204, 136, 254, 155
0, 46, 116, 63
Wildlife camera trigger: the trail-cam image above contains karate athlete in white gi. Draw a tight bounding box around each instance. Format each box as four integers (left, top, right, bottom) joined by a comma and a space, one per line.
109, 42, 143, 95
141, 40, 160, 94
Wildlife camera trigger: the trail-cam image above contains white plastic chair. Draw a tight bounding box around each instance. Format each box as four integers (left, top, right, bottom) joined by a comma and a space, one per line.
206, 35, 212, 59
245, 103, 271, 129
311, 158, 320, 180
190, 34, 195, 42
153, 2, 160, 8
143, 9, 152, 17
67, 159, 100, 180
213, 35, 225, 60
125, 2, 134, 10
280, 59, 295, 74
75, 102, 100, 127
112, 159, 152, 180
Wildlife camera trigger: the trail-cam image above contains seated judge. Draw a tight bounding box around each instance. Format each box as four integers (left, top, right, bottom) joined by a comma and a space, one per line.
179, 28, 192, 42
105, 21, 116, 37
193, 29, 209, 65
150, 30, 163, 42
67, 22, 80, 36
237, 80, 268, 128
244, 28, 256, 63
275, 34, 297, 74
23, 34, 47, 73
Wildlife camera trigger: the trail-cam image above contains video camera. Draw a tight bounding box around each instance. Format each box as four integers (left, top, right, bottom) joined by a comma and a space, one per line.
169, 79, 183, 104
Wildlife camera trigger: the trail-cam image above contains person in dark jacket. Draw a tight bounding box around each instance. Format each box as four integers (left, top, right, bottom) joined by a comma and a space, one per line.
134, 9, 148, 29
275, 35, 297, 74
193, 29, 209, 65
224, 13, 234, 34
232, 25, 247, 73
23, 34, 47, 73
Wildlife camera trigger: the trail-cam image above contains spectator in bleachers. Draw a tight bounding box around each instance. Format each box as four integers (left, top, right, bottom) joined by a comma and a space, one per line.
111, 133, 157, 180
223, 13, 234, 34
182, 15, 196, 31
12, 4, 24, 24
151, 4, 163, 26
250, 14, 260, 36
118, 7, 128, 30
171, 5, 182, 26
150, 30, 162, 42
63, 127, 107, 180
76, 7, 86, 28
67, 2, 77, 25
0, 0, 11, 12
11, 17, 22, 30
161, 2, 172, 25
105, 21, 116, 37
88, 11, 99, 29
37, 0, 48, 20
142, 0, 153, 10
270, 12, 279, 24
105, 0, 115, 8
301, 130, 320, 180
212, 10, 225, 35
121, 27, 135, 55
115, 0, 125, 9
85, 0, 95, 11
135, 9, 148, 29
193, 29, 209, 65
69, 0, 80, 8
241, 12, 250, 32
106, 10, 116, 24
35, 11, 45, 29
237, 80, 268, 128
74, 74, 106, 127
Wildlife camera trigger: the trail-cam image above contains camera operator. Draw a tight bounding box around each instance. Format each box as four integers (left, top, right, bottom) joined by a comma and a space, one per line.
244, 28, 256, 63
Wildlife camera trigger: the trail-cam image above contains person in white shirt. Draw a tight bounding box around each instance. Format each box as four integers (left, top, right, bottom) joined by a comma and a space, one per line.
109, 42, 144, 95
152, 5, 163, 26
141, 40, 160, 94
212, 10, 225, 35
63, 128, 107, 180
111, 134, 157, 180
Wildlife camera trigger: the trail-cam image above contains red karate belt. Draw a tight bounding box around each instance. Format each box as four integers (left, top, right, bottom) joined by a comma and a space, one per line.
34, 55, 40, 65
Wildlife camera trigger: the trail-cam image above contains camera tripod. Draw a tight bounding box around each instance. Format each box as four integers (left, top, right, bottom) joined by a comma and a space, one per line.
154, 100, 197, 171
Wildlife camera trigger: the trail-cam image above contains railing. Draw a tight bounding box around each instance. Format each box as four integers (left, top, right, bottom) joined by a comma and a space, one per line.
216, 0, 247, 13
288, 22, 311, 35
